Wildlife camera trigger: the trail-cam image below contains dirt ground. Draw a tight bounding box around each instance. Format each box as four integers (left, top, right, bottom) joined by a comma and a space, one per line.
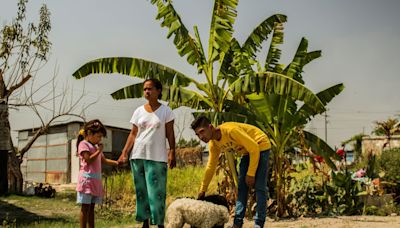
52, 184, 400, 228
130, 216, 400, 228
2, 192, 400, 228
253, 216, 400, 228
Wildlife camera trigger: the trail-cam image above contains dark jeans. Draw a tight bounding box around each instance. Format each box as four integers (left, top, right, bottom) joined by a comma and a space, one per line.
233, 150, 270, 228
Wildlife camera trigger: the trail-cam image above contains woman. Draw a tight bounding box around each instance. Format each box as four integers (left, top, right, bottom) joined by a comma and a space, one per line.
118, 78, 176, 228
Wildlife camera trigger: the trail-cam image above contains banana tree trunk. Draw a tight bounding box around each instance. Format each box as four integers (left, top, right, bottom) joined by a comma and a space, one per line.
225, 152, 238, 187
0, 103, 11, 195
273, 145, 287, 217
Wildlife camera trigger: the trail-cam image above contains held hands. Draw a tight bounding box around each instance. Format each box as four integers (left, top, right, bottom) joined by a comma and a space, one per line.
117, 154, 128, 167
245, 175, 255, 187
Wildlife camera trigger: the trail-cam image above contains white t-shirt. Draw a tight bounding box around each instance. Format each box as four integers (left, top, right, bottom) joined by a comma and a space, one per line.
130, 104, 175, 163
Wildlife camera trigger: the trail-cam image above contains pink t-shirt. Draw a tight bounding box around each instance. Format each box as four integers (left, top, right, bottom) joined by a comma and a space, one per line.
76, 140, 103, 196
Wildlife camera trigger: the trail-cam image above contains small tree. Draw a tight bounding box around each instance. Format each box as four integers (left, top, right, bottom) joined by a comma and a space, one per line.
0, 0, 51, 195
379, 148, 400, 182
9, 70, 94, 194
1, 0, 92, 194
372, 117, 400, 150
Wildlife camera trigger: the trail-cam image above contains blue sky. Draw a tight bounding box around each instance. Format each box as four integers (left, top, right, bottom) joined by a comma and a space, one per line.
2, 0, 400, 148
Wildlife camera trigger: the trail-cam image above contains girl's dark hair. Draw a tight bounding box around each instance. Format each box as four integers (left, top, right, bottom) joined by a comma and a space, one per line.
76, 119, 107, 150
191, 115, 211, 130
144, 78, 163, 99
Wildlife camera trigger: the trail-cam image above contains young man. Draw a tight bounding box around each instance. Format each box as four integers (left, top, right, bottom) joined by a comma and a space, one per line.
191, 116, 271, 228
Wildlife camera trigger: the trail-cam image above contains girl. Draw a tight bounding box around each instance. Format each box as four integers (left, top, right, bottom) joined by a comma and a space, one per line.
76, 119, 118, 228
118, 78, 176, 228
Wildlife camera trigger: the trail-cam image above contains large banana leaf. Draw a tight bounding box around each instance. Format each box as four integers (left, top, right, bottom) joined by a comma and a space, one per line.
246, 93, 274, 126
293, 83, 344, 125
218, 38, 242, 82
245, 91, 339, 170
111, 82, 144, 100
164, 85, 213, 109
150, 0, 206, 71
193, 109, 253, 125
207, 0, 238, 63
283, 38, 321, 83
264, 21, 285, 72
303, 51, 322, 69
222, 100, 258, 122
231, 72, 326, 113
72, 57, 193, 87
246, 92, 302, 138
315, 83, 345, 106
283, 38, 307, 83
242, 14, 287, 59
111, 82, 212, 110
303, 130, 341, 170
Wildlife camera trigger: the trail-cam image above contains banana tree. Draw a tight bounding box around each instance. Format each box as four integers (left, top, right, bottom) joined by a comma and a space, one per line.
73, 0, 297, 186
228, 35, 344, 216
220, 14, 344, 217
72, 1, 340, 215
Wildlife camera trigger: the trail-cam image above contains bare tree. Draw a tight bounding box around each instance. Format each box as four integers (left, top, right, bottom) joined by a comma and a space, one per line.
0, 0, 93, 194
7, 67, 95, 193
0, 0, 52, 195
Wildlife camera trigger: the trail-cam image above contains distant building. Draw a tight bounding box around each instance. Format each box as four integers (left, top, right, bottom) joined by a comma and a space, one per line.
17, 121, 130, 184
362, 135, 400, 156
345, 151, 354, 163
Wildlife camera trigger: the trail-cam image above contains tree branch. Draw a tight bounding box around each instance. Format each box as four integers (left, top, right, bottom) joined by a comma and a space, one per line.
6, 74, 32, 98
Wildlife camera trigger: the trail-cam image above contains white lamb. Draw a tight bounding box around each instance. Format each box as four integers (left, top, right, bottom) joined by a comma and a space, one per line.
166, 198, 230, 228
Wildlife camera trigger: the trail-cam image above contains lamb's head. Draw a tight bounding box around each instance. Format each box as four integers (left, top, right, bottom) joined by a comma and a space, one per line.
202, 195, 229, 210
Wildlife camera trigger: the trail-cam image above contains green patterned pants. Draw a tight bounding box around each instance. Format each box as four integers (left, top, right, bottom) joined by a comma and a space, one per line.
130, 159, 167, 225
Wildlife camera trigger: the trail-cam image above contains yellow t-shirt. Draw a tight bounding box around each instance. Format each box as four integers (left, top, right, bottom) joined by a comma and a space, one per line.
200, 122, 271, 192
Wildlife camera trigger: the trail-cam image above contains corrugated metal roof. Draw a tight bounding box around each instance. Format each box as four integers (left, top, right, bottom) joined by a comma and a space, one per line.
16, 120, 131, 132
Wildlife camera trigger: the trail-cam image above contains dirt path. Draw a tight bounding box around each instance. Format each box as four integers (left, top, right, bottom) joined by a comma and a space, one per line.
128, 216, 400, 228
242, 216, 400, 228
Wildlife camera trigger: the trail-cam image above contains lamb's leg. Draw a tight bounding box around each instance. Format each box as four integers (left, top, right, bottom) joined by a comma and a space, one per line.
199, 220, 214, 228
166, 212, 184, 228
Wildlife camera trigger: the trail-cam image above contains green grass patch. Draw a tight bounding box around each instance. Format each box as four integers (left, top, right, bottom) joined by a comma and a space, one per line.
1, 165, 222, 227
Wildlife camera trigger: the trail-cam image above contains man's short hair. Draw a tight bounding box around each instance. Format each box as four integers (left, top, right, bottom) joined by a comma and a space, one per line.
191, 115, 211, 130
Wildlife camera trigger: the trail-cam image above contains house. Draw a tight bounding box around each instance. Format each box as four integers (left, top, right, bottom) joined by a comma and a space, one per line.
362, 135, 400, 156
17, 121, 130, 184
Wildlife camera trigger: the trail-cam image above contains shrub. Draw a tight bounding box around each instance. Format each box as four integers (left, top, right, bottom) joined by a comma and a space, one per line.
379, 148, 400, 182
287, 162, 364, 216
378, 148, 400, 202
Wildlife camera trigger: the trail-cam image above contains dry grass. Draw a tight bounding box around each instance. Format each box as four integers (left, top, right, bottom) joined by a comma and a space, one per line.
176, 147, 203, 167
